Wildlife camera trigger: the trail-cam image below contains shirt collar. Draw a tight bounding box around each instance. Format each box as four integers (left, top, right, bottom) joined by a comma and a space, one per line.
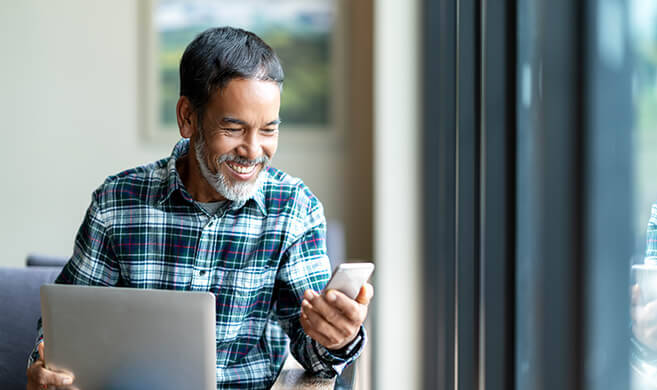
159, 139, 268, 216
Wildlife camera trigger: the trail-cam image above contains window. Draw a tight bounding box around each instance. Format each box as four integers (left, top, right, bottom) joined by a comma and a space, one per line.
629, 0, 657, 387
142, 0, 338, 142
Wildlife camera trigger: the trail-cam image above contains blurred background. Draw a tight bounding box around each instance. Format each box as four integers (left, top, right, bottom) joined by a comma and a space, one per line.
0, 0, 374, 268
2, 0, 657, 389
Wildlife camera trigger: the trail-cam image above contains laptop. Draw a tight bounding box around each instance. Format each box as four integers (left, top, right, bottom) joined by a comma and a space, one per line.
40, 284, 216, 390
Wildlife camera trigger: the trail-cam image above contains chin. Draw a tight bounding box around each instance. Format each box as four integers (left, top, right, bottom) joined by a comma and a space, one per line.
215, 169, 265, 203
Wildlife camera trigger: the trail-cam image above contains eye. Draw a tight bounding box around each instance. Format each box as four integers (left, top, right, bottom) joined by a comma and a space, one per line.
261, 128, 278, 135
221, 127, 244, 134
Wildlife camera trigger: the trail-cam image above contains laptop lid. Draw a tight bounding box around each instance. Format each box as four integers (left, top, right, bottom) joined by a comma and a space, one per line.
40, 284, 216, 390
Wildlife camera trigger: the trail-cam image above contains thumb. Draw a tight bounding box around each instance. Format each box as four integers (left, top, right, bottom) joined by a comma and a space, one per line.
38, 341, 45, 362
356, 283, 374, 305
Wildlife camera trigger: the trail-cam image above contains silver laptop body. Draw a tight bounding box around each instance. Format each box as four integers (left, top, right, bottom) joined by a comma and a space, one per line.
40, 284, 216, 390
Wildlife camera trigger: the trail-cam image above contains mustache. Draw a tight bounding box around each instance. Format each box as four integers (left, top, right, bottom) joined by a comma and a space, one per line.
217, 154, 269, 166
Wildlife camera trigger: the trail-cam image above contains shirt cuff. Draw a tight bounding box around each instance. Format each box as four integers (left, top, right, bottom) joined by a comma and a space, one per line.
315, 325, 366, 374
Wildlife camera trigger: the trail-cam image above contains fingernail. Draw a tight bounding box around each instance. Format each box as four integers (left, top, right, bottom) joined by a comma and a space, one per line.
63, 377, 73, 385
304, 290, 314, 300
326, 291, 336, 302
310, 290, 319, 298
302, 299, 310, 308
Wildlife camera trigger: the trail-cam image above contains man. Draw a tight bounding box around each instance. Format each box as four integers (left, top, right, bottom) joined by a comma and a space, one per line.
26, 27, 372, 389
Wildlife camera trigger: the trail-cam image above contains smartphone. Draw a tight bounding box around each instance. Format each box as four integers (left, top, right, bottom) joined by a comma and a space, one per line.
323, 262, 375, 300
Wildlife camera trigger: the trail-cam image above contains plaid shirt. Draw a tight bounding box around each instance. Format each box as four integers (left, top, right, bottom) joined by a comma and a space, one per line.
29, 139, 365, 389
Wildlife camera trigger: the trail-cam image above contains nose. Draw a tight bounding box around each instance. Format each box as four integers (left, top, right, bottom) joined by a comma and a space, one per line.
236, 129, 261, 162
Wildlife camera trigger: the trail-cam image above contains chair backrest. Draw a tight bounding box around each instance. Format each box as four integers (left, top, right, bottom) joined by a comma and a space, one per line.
26, 254, 68, 268
0, 267, 61, 390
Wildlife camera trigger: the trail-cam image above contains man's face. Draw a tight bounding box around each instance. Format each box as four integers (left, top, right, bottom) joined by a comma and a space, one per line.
193, 78, 280, 202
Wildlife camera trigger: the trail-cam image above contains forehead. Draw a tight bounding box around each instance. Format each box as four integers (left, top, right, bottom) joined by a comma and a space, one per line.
204, 78, 281, 122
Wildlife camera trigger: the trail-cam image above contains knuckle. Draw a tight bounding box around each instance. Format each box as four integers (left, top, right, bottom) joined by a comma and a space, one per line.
36, 371, 48, 385
343, 308, 359, 322
339, 325, 354, 337
325, 309, 341, 324
319, 321, 333, 335
328, 334, 341, 346
335, 295, 352, 308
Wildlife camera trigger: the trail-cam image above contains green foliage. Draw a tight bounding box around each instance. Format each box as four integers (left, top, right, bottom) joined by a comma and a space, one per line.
157, 27, 332, 129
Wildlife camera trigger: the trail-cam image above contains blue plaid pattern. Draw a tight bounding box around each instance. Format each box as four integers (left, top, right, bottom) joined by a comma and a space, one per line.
29, 139, 364, 388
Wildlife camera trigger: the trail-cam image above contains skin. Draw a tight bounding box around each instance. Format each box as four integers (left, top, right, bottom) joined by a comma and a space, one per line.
27, 78, 374, 387
176, 78, 281, 203
632, 284, 657, 351
26, 342, 76, 390
301, 284, 374, 351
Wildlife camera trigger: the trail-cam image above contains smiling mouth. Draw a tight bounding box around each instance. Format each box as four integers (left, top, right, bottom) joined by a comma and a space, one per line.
225, 161, 258, 176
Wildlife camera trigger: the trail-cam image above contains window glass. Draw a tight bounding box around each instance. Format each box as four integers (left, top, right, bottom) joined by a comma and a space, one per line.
629, 0, 657, 388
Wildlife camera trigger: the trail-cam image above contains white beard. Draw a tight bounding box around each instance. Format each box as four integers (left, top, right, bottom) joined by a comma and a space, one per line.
193, 137, 268, 203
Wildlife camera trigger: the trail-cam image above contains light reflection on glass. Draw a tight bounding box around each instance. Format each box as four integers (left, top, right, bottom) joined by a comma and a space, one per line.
629, 0, 657, 388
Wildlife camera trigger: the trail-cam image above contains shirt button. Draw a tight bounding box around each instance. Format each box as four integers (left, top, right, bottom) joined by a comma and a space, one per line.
199, 270, 207, 276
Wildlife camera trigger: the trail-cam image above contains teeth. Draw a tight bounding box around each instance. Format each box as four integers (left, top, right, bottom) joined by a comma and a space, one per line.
227, 162, 256, 174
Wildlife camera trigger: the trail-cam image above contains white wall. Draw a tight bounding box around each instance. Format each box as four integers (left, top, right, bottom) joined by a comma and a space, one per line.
374, 0, 421, 388
0, 0, 344, 267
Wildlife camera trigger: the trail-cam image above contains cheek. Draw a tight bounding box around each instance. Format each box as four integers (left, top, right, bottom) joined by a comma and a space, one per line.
206, 138, 237, 162
263, 137, 278, 158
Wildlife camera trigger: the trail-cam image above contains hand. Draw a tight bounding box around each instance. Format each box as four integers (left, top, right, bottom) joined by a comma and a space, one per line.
631, 284, 657, 351
26, 342, 77, 390
299, 283, 374, 351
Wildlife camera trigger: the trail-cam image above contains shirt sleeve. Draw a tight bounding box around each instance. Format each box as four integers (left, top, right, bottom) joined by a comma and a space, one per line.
273, 195, 366, 378
28, 194, 121, 367
646, 203, 657, 258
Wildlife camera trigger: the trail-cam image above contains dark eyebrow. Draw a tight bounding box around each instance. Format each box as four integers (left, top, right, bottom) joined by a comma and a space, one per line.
220, 117, 281, 127
221, 117, 249, 126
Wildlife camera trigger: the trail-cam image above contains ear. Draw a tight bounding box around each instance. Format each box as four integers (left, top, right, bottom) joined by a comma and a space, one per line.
176, 96, 198, 139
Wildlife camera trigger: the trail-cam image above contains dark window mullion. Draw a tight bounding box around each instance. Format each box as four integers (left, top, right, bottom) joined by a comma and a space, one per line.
481, 0, 516, 389
422, 0, 457, 389
456, 0, 481, 388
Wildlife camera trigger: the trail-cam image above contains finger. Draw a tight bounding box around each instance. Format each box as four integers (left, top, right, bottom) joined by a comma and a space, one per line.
325, 290, 363, 323
356, 283, 374, 305
303, 289, 317, 302
26, 359, 43, 381
300, 313, 334, 348
31, 365, 75, 387
645, 326, 657, 348
307, 295, 354, 337
642, 300, 657, 327
38, 341, 45, 362
636, 324, 657, 350
302, 300, 348, 347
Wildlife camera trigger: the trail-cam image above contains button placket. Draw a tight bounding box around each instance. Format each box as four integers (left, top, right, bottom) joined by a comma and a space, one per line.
191, 216, 218, 290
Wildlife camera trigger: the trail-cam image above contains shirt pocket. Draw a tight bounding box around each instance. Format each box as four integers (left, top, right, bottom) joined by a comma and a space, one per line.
213, 267, 273, 367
